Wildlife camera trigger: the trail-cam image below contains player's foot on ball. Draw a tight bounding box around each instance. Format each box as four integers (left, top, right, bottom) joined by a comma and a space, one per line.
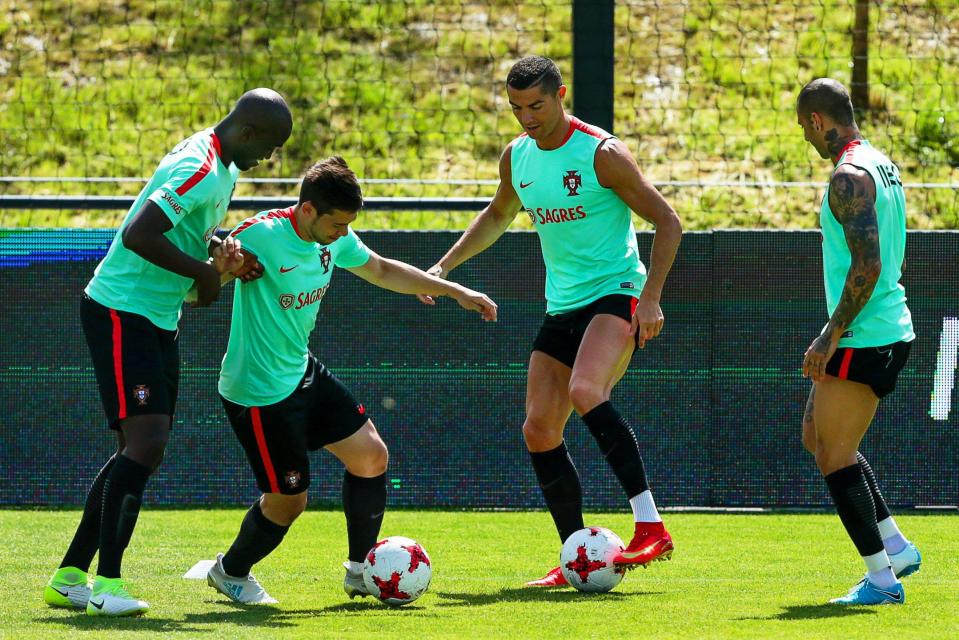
206, 553, 278, 605
613, 522, 674, 567
829, 577, 905, 606
343, 562, 371, 599
44, 566, 91, 609
86, 576, 149, 617
890, 542, 921, 579
525, 566, 568, 587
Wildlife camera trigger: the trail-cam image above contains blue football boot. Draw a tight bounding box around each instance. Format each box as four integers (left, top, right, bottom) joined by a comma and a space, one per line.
829, 578, 905, 606
889, 542, 921, 579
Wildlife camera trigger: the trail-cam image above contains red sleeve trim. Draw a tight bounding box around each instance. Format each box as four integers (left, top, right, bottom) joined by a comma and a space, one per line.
231, 206, 296, 237
174, 132, 221, 197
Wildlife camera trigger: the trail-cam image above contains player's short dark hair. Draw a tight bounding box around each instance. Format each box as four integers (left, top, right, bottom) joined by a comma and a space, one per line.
797, 78, 856, 127
506, 56, 563, 95
299, 156, 363, 215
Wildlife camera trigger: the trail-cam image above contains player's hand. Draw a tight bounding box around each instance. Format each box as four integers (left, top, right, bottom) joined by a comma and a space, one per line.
231, 249, 264, 283
803, 333, 838, 382
449, 285, 498, 322
211, 235, 245, 275
193, 261, 222, 307
630, 295, 664, 348
417, 264, 445, 305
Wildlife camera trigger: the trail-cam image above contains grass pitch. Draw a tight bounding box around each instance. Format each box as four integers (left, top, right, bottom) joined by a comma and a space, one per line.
2, 509, 956, 639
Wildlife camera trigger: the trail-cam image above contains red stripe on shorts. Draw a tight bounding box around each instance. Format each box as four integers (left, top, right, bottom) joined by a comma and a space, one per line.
630, 297, 639, 317
109, 309, 127, 419
838, 347, 854, 379
250, 407, 280, 493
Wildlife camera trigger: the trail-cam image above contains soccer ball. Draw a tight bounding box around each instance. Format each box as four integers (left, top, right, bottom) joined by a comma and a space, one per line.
362, 536, 432, 606
559, 526, 626, 593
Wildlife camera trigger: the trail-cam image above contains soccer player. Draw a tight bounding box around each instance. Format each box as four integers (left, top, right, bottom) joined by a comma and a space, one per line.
417, 56, 682, 586
43, 89, 293, 617
796, 78, 920, 605
204, 156, 497, 604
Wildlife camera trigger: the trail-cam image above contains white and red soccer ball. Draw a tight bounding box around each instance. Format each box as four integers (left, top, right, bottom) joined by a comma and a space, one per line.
362, 536, 432, 606
560, 526, 626, 593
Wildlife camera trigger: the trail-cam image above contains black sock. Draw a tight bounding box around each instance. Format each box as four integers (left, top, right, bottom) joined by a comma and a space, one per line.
221, 500, 290, 577
96, 455, 151, 578
581, 401, 650, 498
825, 463, 884, 557
529, 442, 584, 543
857, 452, 892, 522
343, 471, 387, 563
61, 454, 117, 571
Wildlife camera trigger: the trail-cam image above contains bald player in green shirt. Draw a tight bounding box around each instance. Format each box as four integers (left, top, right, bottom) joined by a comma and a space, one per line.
419, 56, 683, 587
44, 89, 292, 617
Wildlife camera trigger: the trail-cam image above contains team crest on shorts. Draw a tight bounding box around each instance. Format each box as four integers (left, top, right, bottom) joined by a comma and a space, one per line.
563, 170, 582, 196
285, 471, 301, 488
133, 385, 150, 406
278, 293, 295, 309
319, 247, 332, 274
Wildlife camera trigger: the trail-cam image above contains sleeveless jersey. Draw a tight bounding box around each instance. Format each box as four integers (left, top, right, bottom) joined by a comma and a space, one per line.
510, 117, 646, 314
820, 139, 914, 347
85, 129, 239, 330
218, 207, 371, 407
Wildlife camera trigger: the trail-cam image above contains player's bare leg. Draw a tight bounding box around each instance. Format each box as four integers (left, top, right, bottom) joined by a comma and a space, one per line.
523, 351, 576, 587
814, 376, 903, 605
803, 383, 919, 580
326, 421, 389, 598
570, 314, 673, 568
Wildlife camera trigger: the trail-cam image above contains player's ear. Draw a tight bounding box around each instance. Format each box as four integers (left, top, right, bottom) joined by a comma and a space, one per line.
557, 85, 567, 100
811, 112, 822, 132
301, 201, 316, 219
239, 124, 257, 143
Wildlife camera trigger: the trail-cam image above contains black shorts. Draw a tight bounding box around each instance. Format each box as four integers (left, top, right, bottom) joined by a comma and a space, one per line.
220, 355, 369, 495
81, 294, 179, 429
532, 294, 639, 368
825, 340, 912, 399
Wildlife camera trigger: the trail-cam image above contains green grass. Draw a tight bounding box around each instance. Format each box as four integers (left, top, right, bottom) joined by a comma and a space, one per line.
2, 1, 957, 229
3, 509, 957, 639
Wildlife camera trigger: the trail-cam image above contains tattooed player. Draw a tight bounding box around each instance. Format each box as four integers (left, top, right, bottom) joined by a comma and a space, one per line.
797, 78, 919, 606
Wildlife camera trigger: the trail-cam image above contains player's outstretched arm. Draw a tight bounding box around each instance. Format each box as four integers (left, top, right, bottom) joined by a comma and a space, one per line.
349, 252, 498, 322
122, 201, 222, 306
596, 138, 682, 347
802, 164, 881, 381
417, 144, 521, 305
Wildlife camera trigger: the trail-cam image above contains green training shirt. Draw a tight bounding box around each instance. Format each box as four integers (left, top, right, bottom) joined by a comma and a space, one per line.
820, 139, 914, 347
510, 116, 647, 314
85, 129, 240, 330
218, 207, 371, 407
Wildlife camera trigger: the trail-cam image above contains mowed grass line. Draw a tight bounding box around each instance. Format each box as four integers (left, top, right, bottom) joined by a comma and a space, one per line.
1, 510, 956, 639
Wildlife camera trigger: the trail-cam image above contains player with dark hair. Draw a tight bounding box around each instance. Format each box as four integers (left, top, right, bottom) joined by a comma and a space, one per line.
419, 55, 683, 586
44, 88, 293, 616
204, 157, 497, 604
797, 77, 919, 605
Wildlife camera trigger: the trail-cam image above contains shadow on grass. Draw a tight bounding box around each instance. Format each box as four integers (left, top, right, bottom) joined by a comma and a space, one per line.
738, 604, 879, 621
35, 599, 437, 633
434, 586, 663, 607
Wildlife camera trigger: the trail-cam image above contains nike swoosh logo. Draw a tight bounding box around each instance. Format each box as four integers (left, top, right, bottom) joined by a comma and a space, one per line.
280, 266, 299, 273
51, 586, 70, 598
520, 181, 534, 188
89, 599, 105, 609
876, 588, 903, 602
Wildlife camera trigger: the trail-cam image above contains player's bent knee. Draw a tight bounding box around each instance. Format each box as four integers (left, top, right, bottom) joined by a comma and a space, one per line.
522, 420, 563, 452
261, 492, 307, 525
567, 379, 606, 416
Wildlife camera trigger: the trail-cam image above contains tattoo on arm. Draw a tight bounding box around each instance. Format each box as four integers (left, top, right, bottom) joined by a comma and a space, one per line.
826, 168, 882, 334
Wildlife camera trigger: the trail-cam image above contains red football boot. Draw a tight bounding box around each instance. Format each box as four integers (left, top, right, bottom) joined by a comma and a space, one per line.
613, 522, 674, 567
525, 566, 568, 587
